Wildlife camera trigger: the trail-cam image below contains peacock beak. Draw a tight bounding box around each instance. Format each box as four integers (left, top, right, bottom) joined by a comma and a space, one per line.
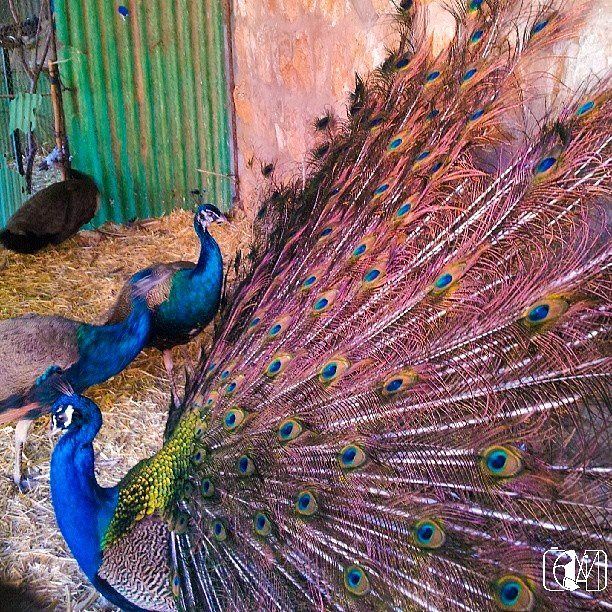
214, 213, 228, 225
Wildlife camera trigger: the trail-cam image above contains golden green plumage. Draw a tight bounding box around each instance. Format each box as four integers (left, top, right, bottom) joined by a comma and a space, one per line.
102, 410, 204, 548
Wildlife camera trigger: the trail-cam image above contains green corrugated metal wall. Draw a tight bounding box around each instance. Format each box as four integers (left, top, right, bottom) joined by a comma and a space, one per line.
54, 0, 235, 225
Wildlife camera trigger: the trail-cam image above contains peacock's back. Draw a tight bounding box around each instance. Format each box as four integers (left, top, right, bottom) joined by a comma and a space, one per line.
96, 1, 610, 610
0, 315, 79, 405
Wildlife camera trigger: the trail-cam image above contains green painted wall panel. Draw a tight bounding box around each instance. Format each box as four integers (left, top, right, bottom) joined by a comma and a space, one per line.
54, 0, 234, 225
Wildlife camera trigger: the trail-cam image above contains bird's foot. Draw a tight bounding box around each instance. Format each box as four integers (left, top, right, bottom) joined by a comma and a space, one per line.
12, 467, 42, 493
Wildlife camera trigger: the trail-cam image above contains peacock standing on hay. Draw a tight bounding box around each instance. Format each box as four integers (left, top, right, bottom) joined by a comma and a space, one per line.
103, 204, 226, 402
48, 1, 610, 610
0, 273, 160, 489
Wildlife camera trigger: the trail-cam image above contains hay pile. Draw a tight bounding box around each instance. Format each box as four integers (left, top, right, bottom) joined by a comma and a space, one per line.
0, 210, 250, 610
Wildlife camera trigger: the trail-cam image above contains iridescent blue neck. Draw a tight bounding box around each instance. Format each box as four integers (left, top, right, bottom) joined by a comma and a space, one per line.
50, 404, 116, 580
50, 407, 147, 611
194, 226, 220, 271
66, 297, 152, 390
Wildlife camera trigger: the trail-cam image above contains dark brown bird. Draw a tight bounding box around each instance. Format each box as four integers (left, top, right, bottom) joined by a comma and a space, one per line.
0, 169, 100, 254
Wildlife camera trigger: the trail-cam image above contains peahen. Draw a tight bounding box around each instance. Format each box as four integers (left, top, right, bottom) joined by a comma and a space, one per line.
103, 204, 226, 401
48, 1, 610, 610
0, 169, 100, 254
0, 273, 160, 489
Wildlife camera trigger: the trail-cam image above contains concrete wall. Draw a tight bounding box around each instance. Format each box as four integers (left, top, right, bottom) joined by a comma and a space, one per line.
230, 0, 610, 213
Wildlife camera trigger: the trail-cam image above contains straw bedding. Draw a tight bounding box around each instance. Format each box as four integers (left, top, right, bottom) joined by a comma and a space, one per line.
0, 209, 250, 610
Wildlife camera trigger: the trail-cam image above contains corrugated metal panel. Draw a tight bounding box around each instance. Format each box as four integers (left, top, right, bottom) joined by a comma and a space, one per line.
54, 0, 235, 225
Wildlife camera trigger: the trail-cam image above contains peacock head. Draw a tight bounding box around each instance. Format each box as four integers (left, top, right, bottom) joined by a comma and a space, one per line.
50, 393, 102, 436
194, 204, 227, 235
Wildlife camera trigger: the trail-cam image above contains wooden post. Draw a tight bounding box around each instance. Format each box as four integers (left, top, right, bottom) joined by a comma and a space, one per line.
47, 5, 70, 180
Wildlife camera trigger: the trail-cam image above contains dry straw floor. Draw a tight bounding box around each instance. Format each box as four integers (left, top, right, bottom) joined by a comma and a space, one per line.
0, 210, 249, 610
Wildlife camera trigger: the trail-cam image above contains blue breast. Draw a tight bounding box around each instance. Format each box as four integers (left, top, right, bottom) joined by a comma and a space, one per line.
153, 231, 223, 346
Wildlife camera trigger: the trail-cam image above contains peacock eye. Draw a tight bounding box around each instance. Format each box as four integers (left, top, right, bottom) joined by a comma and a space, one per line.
435, 272, 453, 289
319, 357, 349, 384
381, 369, 418, 397
338, 444, 366, 469
413, 519, 446, 549
387, 135, 405, 152
302, 275, 317, 289
253, 512, 273, 537
426, 108, 439, 120
205, 391, 218, 407
395, 56, 410, 70
372, 183, 390, 201
481, 446, 522, 477
534, 155, 557, 175
223, 408, 246, 432
318, 227, 333, 241
171, 573, 181, 596
220, 369, 231, 381
431, 262, 466, 294
211, 519, 228, 542
470, 29, 484, 44
576, 100, 594, 116
351, 235, 375, 260
522, 297, 569, 327
425, 70, 440, 83
468, 108, 485, 121
225, 379, 239, 395
249, 316, 261, 328
364, 269, 380, 282
172, 512, 189, 534
312, 290, 337, 314
193, 421, 206, 438
396, 201, 412, 218
268, 323, 283, 337
343, 565, 371, 596
430, 160, 443, 174
468, 0, 483, 12
201, 478, 215, 498
277, 418, 303, 443
494, 576, 534, 611
237, 454, 255, 476
191, 449, 206, 464
265, 354, 291, 377
295, 490, 318, 516
461, 67, 477, 83
530, 18, 549, 36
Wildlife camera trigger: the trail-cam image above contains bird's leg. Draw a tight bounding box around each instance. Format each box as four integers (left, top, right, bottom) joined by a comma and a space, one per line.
163, 349, 181, 406
13, 419, 33, 492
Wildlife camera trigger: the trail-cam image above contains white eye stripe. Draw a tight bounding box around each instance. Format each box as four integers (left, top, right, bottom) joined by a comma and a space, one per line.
63, 405, 74, 428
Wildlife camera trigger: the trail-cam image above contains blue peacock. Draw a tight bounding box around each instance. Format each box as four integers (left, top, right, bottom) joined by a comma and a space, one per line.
103, 204, 226, 401
48, 1, 610, 610
0, 274, 160, 489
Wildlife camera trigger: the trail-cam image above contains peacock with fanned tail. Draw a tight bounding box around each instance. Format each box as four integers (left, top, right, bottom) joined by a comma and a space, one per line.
48, 1, 610, 610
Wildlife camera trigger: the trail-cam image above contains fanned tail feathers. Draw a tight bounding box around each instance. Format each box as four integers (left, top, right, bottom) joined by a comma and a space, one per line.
109, 1, 611, 610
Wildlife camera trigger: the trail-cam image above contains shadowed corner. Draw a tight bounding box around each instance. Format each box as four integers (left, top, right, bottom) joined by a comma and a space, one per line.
0, 581, 47, 612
